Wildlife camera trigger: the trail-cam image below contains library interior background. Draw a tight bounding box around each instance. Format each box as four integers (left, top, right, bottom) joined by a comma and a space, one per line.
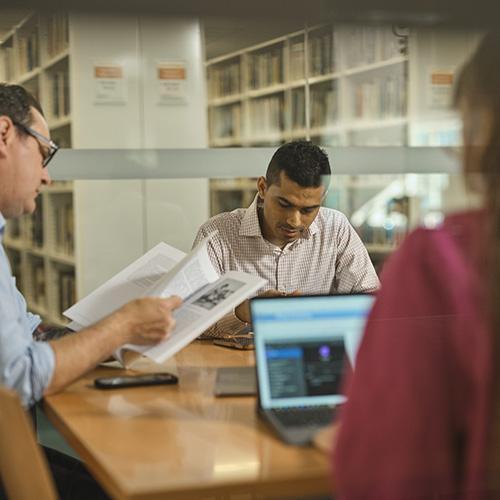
0, 8, 482, 330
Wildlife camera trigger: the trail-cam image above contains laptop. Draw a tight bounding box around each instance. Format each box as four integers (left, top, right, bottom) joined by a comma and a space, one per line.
250, 293, 375, 446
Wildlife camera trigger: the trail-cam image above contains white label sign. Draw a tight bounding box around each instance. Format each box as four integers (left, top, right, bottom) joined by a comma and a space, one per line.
94, 64, 126, 104
157, 62, 187, 103
427, 70, 454, 110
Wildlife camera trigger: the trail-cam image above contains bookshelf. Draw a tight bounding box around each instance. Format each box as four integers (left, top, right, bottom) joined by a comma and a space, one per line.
205, 25, 480, 269
1, 12, 72, 326
206, 24, 408, 149
1, 13, 209, 325
206, 24, 408, 217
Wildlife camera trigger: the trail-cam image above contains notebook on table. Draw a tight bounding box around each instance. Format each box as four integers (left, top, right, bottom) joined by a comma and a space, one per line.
250, 293, 375, 446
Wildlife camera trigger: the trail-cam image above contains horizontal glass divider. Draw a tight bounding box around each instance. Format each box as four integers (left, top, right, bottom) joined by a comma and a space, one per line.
49, 147, 460, 180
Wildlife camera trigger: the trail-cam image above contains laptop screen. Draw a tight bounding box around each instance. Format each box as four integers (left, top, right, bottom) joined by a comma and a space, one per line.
251, 294, 375, 410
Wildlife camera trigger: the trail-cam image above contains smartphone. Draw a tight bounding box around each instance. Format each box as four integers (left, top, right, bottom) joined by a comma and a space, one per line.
213, 335, 255, 350
94, 372, 178, 390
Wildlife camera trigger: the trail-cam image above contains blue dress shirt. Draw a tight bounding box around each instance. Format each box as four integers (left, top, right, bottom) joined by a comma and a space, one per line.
0, 213, 55, 407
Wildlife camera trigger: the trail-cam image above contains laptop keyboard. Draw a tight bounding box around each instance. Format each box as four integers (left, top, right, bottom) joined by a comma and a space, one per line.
270, 405, 335, 427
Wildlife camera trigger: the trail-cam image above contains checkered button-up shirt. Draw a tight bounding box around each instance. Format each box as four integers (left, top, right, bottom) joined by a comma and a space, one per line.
193, 196, 380, 337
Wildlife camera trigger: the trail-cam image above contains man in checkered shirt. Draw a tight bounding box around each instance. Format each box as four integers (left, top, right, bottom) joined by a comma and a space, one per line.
193, 141, 379, 338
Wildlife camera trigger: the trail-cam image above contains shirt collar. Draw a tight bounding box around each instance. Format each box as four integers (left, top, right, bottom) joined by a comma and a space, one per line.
239, 195, 321, 239
0, 212, 5, 237
239, 195, 263, 237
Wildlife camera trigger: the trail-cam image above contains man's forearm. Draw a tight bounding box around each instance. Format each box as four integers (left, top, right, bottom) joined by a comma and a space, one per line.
44, 314, 128, 395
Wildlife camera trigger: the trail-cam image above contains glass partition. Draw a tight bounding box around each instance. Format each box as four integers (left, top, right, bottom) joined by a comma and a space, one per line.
3, 169, 479, 326
0, 9, 487, 327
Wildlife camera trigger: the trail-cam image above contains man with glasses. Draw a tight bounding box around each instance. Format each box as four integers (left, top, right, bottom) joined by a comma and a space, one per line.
0, 83, 182, 499
13, 120, 59, 167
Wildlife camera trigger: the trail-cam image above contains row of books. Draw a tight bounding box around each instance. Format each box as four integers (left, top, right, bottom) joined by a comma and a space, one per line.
212, 104, 241, 139
46, 12, 69, 59
53, 201, 74, 255
26, 205, 44, 248
5, 248, 23, 290
58, 269, 76, 315
1, 45, 15, 82
291, 88, 305, 129
248, 96, 285, 136
50, 69, 70, 118
248, 47, 283, 90
18, 28, 40, 75
310, 84, 339, 127
351, 73, 406, 119
30, 258, 47, 309
5, 217, 22, 240
343, 26, 404, 69
208, 61, 240, 99
289, 40, 305, 81
308, 31, 335, 77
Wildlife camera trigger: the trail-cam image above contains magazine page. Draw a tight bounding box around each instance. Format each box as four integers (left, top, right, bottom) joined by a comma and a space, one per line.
117, 271, 266, 365
63, 242, 186, 327
147, 235, 219, 301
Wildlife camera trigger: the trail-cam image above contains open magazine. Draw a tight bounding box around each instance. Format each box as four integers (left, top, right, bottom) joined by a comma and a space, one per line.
63, 236, 266, 366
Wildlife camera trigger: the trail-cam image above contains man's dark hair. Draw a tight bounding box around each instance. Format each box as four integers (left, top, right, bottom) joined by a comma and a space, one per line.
266, 140, 331, 188
0, 83, 44, 131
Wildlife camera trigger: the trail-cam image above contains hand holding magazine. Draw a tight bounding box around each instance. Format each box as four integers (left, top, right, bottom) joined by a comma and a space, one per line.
64, 236, 266, 366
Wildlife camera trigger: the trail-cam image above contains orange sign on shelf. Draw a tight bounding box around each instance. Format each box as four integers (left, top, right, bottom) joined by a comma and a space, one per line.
158, 67, 186, 80
157, 62, 187, 103
93, 63, 126, 104
431, 72, 454, 85
94, 66, 123, 79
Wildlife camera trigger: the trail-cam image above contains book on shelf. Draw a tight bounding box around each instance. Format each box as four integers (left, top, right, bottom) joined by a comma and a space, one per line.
291, 87, 305, 130
5, 218, 22, 241
249, 95, 284, 137
343, 25, 404, 69
31, 258, 46, 308
5, 249, 23, 293
1, 40, 15, 81
289, 40, 305, 81
27, 205, 44, 248
54, 200, 74, 255
308, 30, 334, 76
352, 72, 406, 120
213, 104, 241, 140
17, 28, 39, 74
209, 60, 240, 98
248, 46, 283, 89
58, 269, 76, 316
46, 12, 69, 59
310, 83, 338, 128
64, 236, 265, 367
344, 26, 379, 68
50, 69, 70, 119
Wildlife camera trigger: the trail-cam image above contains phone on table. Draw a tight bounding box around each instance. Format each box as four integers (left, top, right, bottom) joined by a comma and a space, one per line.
213, 335, 255, 351
94, 372, 178, 390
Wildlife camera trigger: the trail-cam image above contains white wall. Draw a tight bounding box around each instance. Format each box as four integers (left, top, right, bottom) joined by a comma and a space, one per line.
140, 17, 209, 253
408, 28, 481, 146
70, 14, 209, 296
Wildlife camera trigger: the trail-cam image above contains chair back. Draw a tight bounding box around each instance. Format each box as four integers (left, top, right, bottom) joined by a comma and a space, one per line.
0, 386, 57, 500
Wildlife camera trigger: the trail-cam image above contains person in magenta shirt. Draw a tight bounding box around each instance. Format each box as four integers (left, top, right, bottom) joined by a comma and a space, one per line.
333, 32, 500, 500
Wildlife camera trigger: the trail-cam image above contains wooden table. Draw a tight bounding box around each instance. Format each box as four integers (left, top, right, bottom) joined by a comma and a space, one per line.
43, 342, 331, 499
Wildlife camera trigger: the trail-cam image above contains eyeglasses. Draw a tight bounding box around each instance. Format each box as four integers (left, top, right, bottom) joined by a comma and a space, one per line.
13, 121, 59, 167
